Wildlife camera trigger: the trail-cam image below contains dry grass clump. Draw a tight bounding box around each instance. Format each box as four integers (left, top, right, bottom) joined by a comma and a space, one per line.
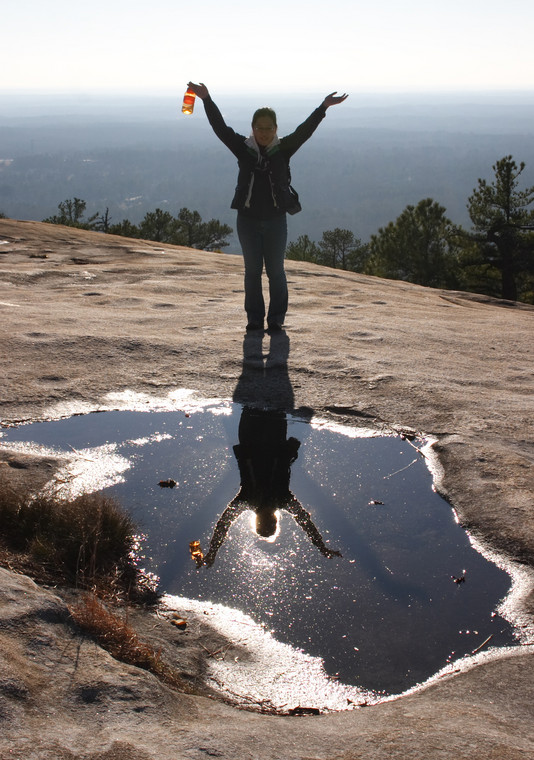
69, 593, 190, 691
0, 474, 154, 601
0, 474, 190, 692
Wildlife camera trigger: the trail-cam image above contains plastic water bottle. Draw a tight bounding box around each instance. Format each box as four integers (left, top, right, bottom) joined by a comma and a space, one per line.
182, 88, 196, 115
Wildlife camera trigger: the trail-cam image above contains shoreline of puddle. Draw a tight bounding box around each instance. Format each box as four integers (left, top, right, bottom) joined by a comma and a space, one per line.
1, 387, 533, 712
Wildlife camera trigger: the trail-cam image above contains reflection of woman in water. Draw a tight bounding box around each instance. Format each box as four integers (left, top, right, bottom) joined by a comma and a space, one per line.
203, 407, 341, 566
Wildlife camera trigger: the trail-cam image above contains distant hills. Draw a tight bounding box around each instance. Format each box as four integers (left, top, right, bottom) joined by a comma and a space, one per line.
1, 91, 534, 249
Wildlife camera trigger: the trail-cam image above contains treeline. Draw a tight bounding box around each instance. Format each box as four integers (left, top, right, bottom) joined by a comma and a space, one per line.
287, 156, 534, 304
42, 200, 233, 252
37, 154, 534, 303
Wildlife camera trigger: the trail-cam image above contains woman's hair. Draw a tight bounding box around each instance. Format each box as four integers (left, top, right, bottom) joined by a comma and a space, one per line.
252, 107, 277, 127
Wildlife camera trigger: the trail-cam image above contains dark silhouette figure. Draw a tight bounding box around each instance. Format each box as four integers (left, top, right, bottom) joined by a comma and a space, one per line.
203, 331, 341, 566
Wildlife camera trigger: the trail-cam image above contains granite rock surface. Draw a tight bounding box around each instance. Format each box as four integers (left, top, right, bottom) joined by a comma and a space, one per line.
0, 219, 533, 759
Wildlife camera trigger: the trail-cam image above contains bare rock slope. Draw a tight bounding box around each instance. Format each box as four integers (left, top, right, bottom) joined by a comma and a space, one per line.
1, 219, 533, 759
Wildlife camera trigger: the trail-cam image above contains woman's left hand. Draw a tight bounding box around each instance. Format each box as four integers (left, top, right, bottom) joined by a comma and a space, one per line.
322, 91, 349, 108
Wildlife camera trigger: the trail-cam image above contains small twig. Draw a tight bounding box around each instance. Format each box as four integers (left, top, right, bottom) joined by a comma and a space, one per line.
67, 444, 95, 462
471, 634, 493, 655
383, 457, 418, 479
200, 642, 233, 659
401, 435, 428, 459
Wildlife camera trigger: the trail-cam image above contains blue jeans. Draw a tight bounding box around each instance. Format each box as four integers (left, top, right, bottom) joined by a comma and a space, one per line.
237, 213, 288, 326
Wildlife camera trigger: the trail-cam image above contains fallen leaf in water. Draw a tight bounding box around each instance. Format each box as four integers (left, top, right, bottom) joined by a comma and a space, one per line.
159, 479, 177, 488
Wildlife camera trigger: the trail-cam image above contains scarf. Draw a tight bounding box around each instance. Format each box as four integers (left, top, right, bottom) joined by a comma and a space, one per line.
243, 134, 281, 208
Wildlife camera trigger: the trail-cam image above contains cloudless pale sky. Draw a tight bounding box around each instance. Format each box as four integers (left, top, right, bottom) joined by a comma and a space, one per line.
3, 0, 534, 95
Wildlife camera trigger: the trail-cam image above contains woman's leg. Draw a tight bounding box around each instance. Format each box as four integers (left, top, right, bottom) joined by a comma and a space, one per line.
237, 215, 265, 326
263, 214, 288, 326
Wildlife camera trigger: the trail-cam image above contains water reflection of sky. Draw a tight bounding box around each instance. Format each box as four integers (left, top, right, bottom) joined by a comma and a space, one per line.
1, 404, 518, 696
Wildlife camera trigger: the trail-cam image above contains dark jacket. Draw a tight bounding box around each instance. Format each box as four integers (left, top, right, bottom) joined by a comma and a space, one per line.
202, 96, 326, 217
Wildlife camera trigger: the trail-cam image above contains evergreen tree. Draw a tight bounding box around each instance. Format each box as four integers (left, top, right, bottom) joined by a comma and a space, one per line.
138, 208, 178, 242
466, 155, 534, 301
104, 207, 233, 250
286, 234, 321, 263
43, 198, 99, 229
367, 198, 460, 288
37, 198, 232, 253
174, 207, 232, 251
318, 228, 368, 271
108, 219, 140, 238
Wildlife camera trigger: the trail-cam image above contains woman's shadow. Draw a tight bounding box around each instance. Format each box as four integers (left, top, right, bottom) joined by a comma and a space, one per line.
202, 331, 341, 566
232, 328, 295, 411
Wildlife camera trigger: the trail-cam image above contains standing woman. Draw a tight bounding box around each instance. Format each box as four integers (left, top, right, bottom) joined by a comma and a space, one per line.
187, 82, 348, 332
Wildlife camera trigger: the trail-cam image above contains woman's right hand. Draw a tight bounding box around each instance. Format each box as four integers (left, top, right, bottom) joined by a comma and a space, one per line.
187, 82, 209, 100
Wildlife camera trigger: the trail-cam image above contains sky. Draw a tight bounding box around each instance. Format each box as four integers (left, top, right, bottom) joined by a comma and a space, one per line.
2, 0, 534, 96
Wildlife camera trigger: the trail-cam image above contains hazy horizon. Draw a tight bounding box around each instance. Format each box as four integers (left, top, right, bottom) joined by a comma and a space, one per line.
2, 90, 534, 249
3, 89, 534, 132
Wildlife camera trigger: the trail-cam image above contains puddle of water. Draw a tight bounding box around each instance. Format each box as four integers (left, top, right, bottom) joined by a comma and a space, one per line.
1, 402, 520, 701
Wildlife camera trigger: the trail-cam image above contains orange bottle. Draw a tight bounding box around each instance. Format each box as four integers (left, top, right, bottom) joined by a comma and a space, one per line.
182, 88, 196, 115
189, 540, 204, 567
